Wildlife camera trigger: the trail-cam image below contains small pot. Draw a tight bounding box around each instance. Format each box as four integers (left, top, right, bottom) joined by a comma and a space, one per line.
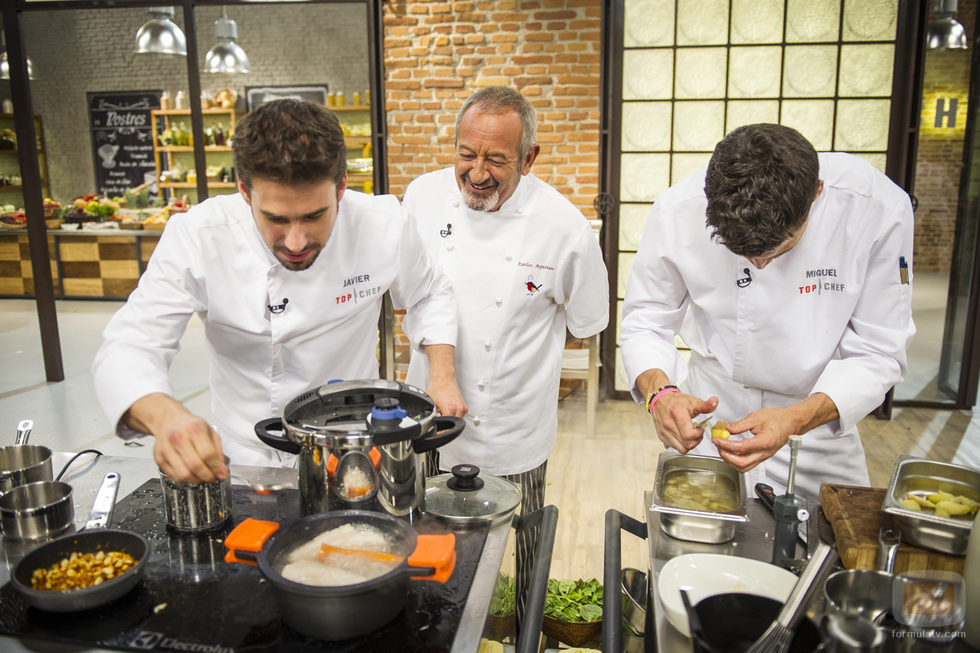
423, 464, 522, 526
824, 528, 899, 623
224, 510, 456, 640
160, 458, 232, 533
0, 420, 53, 495
621, 567, 647, 636
0, 480, 74, 541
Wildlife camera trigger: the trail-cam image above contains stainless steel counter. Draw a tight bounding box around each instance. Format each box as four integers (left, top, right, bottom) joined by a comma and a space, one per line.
0, 452, 510, 652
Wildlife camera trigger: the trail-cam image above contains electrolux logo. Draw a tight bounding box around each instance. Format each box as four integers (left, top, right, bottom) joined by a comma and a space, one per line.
129, 630, 234, 653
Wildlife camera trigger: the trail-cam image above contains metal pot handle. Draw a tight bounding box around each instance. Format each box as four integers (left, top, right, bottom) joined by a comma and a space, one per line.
411, 416, 465, 454
254, 418, 301, 455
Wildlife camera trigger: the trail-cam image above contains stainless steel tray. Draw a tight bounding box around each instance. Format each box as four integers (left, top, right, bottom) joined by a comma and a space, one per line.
649, 453, 748, 544
881, 455, 980, 555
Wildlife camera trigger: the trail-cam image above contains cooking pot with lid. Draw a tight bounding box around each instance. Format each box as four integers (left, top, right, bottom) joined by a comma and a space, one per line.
255, 380, 464, 517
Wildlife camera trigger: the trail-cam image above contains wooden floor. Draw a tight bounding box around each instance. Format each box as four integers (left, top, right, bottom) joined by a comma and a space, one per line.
544, 391, 980, 581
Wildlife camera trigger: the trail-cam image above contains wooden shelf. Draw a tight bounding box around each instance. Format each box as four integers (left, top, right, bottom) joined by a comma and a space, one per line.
330, 104, 371, 112
159, 181, 236, 189
152, 108, 244, 116
345, 136, 371, 148
0, 185, 25, 191
347, 173, 373, 183
156, 145, 232, 152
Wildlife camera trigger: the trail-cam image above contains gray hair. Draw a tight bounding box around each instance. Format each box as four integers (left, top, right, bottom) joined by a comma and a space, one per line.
456, 87, 537, 162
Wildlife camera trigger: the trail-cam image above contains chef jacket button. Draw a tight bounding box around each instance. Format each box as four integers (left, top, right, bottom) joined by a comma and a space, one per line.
495, 297, 502, 306
505, 255, 512, 262
484, 340, 491, 351
447, 244, 455, 251
478, 379, 486, 391
473, 417, 481, 426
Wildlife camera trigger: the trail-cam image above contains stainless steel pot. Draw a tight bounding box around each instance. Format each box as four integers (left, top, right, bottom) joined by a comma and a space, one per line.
823, 528, 899, 623
224, 510, 456, 640
0, 479, 73, 541
255, 380, 464, 517
0, 420, 53, 495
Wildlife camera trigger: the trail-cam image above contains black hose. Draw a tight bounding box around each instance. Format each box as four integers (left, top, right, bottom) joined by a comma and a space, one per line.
54, 449, 103, 481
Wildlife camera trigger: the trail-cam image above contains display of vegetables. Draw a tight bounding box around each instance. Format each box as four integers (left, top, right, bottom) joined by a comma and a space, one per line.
545, 578, 603, 623
489, 573, 515, 617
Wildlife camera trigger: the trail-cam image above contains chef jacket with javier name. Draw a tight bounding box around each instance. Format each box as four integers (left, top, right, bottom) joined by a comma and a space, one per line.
92, 190, 456, 467
620, 153, 915, 498
403, 168, 609, 476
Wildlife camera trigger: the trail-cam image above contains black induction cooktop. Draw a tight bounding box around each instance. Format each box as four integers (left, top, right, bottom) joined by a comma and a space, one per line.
0, 480, 489, 652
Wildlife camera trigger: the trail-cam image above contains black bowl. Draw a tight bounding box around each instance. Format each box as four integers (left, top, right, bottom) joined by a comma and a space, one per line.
690, 593, 824, 653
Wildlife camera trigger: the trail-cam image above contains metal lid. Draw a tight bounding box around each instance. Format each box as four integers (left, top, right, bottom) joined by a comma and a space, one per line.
424, 464, 521, 523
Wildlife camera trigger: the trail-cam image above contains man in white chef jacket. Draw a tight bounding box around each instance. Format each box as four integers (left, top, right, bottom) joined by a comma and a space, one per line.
402, 86, 608, 514
93, 99, 465, 484
620, 123, 915, 499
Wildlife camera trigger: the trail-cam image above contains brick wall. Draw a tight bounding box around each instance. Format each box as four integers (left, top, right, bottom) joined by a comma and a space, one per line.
381, 0, 602, 214
913, 0, 975, 272
11, 5, 369, 200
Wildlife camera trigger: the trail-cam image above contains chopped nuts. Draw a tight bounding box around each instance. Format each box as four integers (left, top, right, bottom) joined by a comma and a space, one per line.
31, 550, 137, 591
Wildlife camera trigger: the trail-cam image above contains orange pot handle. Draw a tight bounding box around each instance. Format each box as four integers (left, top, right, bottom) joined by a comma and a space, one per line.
408, 533, 456, 583
224, 518, 280, 566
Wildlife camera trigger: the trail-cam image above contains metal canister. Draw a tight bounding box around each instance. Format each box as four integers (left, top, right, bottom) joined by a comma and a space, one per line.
160, 461, 232, 533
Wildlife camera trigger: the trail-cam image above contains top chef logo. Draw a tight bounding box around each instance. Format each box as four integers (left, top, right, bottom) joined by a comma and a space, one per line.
525, 275, 542, 295
799, 267, 845, 295
336, 273, 383, 305
129, 630, 234, 652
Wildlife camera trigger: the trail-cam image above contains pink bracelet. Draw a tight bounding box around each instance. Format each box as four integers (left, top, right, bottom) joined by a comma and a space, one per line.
646, 385, 680, 413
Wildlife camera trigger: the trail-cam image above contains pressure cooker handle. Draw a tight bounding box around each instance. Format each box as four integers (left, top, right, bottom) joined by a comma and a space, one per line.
254, 418, 301, 455
412, 416, 465, 454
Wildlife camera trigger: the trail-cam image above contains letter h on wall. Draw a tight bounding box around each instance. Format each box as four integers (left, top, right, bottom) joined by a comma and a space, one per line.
935, 98, 958, 128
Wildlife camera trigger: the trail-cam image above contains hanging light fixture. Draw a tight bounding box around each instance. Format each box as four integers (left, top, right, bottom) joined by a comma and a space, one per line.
135, 7, 187, 56
0, 33, 34, 80
927, 0, 968, 51
203, 9, 251, 74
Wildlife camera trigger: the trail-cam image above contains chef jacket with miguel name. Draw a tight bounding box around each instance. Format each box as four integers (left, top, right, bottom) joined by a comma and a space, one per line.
619, 153, 915, 498
92, 190, 456, 467
402, 168, 609, 475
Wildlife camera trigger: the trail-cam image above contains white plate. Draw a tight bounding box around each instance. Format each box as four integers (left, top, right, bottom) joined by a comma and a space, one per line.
658, 553, 798, 637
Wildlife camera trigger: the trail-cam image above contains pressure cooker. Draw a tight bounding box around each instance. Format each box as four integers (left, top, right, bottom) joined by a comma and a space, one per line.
255, 379, 464, 517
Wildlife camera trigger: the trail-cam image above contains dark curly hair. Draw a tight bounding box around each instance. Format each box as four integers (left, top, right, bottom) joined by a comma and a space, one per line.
233, 99, 346, 191
704, 124, 819, 257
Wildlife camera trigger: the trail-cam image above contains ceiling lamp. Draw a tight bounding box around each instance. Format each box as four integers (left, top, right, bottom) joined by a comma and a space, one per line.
927, 0, 968, 51
135, 7, 187, 56
0, 33, 34, 80
203, 9, 251, 73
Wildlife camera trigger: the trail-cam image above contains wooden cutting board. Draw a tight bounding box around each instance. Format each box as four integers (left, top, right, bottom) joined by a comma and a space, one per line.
819, 483, 965, 574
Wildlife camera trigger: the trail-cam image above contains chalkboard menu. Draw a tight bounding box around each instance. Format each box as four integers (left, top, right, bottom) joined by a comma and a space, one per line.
87, 90, 162, 198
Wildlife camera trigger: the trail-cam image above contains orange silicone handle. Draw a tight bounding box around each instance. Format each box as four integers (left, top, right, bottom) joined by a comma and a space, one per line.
408, 533, 456, 583
223, 518, 280, 566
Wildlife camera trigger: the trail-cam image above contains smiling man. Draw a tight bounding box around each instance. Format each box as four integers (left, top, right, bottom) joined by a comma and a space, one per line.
93, 99, 465, 483
401, 87, 608, 516
620, 123, 916, 498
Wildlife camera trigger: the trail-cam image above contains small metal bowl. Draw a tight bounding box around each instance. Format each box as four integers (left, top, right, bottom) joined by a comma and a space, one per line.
650, 453, 748, 544
0, 480, 74, 541
881, 456, 980, 555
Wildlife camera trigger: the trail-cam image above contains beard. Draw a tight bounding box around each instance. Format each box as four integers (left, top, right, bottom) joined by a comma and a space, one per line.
460, 173, 501, 212
274, 244, 323, 271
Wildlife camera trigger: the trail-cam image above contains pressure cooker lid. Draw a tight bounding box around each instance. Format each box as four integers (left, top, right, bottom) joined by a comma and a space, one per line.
424, 464, 521, 522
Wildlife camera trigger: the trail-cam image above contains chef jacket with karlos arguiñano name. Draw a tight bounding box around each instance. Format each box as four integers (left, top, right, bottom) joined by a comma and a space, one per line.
92, 190, 456, 467
403, 168, 609, 476
619, 152, 915, 498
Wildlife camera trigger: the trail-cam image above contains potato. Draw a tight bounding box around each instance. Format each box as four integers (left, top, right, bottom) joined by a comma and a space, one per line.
901, 498, 921, 511
934, 500, 972, 516
908, 494, 935, 509
711, 420, 731, 440
927, 491, 955, 504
